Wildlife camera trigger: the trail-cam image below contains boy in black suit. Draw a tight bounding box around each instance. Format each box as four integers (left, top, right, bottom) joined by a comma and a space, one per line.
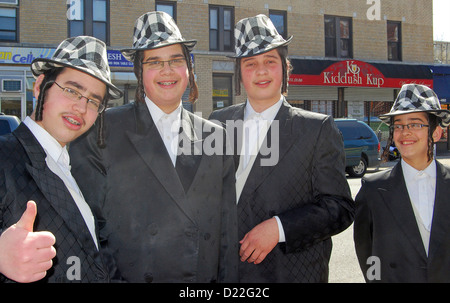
354, 84, 450, 282
0, 36, 122, 282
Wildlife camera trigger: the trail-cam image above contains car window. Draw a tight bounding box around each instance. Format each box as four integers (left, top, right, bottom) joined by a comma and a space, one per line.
337, 123, 359, 140
357, 124, 372, 138
0, 120, 11, 136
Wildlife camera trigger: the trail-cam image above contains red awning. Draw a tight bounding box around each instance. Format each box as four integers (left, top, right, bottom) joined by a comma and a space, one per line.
289, 59, 433, 88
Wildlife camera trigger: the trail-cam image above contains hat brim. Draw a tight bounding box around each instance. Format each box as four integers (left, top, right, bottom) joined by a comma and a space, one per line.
31, 58, 123, 100
379, 109, 450, 127
121, 40, 197, 62
228, 35, 293, 59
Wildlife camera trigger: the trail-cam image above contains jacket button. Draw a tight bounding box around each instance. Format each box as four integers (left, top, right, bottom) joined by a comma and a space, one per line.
144, 273, 153, 283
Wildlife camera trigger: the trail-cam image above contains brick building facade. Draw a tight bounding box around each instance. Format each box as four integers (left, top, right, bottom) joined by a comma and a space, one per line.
0, 0, 435, 121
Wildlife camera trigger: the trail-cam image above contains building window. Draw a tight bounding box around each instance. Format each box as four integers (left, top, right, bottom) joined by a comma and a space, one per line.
387, 21, 401, 61
209, 5, 233, 52
68, 0, 109, 44
269, 10, 287, 39
0, 6, 17, 42
213, 74, 232, 110
325, 15, 352, 58
311, 100, 335, 116
156, 1, 176, 21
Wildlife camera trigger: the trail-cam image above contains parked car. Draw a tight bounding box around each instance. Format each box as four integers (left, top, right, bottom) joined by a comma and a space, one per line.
0, 113, 20, 136
335, 118, 381, 178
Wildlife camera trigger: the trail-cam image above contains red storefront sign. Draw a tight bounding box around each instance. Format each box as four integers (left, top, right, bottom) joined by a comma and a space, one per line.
289, 60, 433, 88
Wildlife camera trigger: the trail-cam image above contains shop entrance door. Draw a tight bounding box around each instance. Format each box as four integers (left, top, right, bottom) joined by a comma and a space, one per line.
0, 96, 22, 120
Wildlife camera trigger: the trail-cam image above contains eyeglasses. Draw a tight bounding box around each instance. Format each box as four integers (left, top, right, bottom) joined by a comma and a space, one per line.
52, 81, 105, 113
142, 58, 186, 70
390, 123, 429, 131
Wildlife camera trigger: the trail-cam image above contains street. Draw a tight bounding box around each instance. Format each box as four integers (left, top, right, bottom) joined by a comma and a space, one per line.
328, 154, 450, 283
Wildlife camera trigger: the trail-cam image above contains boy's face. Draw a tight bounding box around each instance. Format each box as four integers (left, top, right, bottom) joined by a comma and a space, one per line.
392, 112, 442, 169
141, 44, 189, 114
33, 67, 106, 147
240, 49, 283, 107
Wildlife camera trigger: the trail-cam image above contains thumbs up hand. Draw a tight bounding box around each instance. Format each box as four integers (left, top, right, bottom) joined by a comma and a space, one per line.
0, 201, 56, 283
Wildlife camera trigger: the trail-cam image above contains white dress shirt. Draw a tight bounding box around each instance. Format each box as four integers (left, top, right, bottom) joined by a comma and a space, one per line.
237, 98, 286, 242
23, 117, 98, 249
402, 159, 436, 254
145, 96, 182, 167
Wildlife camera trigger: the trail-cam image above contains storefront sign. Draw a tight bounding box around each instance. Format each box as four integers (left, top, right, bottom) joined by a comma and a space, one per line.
289, 59, 433, 88
107, 50, 133, 67
0, 47, 133, 68
0, 47, 55, 64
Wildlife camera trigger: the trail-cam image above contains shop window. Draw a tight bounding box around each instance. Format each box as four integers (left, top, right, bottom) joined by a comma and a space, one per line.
68, 0, 109, 44
311, 100, 335, 116
156, 1, 176, 21
213, 74, 232, 110
325, 15, 352, 58
0, 6, 17, 42
387, 21, 402, 61
288, 100, 305, 109
209, 5, 233, 52
269, 10, 287, 40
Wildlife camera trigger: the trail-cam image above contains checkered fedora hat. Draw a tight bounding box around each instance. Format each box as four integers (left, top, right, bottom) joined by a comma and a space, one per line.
379, 84, 450, 127
121, 11, 197, 62
31, 36, 122, 99
230, 14, 292, 58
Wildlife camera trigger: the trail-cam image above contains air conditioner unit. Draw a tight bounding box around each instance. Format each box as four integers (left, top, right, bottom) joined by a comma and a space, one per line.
2, 79, 22, 92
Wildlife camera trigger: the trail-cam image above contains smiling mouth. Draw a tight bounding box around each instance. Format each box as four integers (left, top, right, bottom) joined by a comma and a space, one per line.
400, 141, 416, 146
256, 80, 271, 85
64, 116, 81, 126
158, 81, 177, 86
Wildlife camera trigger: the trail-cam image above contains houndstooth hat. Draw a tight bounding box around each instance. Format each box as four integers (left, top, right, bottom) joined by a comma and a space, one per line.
31, 36, 122, 99
230, 14, 292, 58
379, 84, 450, 127
121, 11, 197, 62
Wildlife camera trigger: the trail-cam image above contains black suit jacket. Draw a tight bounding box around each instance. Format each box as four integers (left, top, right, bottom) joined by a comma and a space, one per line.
69, 101, 238, 283
0, 124, 110, 283
354, 161, 450, 282
209, 100, 355, 282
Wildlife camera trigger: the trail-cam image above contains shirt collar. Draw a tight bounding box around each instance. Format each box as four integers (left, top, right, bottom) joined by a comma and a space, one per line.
244, 97, 283, 121
401, 158, 437, 181
145, 96, 182, 124
23, 116, 70, 168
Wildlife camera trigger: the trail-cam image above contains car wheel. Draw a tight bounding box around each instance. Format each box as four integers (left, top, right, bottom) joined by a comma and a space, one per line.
346, 157, 368, 178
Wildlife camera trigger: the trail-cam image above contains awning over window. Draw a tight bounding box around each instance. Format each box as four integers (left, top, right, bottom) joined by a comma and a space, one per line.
289, 59, 433, 89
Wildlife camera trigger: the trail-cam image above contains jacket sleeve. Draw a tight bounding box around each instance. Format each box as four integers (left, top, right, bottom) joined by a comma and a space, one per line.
278, 116, 355, 253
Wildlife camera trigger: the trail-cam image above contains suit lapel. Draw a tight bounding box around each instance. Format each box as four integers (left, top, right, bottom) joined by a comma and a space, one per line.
125, 102, 196, 223
428, 162, 450, 261
378, 163, 428, 258
176, 109, 202, 192
230, 103, 245, 170
14, 124, 97, 251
